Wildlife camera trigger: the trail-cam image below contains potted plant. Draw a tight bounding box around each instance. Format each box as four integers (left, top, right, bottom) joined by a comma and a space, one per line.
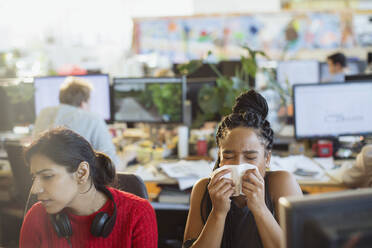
178, 47, 291, 127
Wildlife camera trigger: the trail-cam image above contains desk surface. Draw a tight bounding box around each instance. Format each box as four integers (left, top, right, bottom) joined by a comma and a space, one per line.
125, 157, 351, 198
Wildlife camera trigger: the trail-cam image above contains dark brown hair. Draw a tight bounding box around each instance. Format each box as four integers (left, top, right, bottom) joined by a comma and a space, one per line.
24, 127, 116, 188
327, 52, 346, 68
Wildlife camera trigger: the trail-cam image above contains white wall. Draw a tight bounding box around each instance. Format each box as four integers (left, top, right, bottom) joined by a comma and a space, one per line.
0, 0, 133, 75
193, 0, 281, 14
125, 0, 194, 17
123, 0, 281, 17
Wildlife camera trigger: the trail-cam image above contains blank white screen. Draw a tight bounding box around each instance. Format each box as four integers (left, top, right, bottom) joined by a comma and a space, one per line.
277, 60, 319, 86
294, 82, 372, 138
34, 75, 111, 121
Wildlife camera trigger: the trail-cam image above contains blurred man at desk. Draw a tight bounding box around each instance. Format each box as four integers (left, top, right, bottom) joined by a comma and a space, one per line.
341, 144, 372, 188
33, 76, 123, 169
322, 52, 346, 83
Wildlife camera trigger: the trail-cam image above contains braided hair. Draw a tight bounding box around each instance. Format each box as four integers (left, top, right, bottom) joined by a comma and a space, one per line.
216, 90, 274, 158
199, 90, 274, 248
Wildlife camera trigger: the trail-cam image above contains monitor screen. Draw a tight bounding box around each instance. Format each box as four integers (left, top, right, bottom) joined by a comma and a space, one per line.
186, 78, 218, 124
277, 60, 320, 86
113, 77, 185, 123
320, 60, 367, 82
0, 82, 35, 131
279, 188, 372, 248
293, 82, 372, 139
33, 74, 111, 121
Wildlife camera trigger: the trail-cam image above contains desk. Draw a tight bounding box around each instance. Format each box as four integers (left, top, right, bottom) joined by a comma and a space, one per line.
127, 156, 351, 199
298, 180, 348, 194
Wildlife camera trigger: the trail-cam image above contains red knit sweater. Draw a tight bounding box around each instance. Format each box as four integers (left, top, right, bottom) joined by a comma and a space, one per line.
19, 187, 158, 248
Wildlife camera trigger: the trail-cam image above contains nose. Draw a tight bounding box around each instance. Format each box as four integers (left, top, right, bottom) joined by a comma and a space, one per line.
236, 154, 244, 165
30, 177, 43, 195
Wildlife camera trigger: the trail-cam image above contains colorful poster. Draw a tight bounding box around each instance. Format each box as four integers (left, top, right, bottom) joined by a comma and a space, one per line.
134, 12, 355, 62
353, 14, 372, 47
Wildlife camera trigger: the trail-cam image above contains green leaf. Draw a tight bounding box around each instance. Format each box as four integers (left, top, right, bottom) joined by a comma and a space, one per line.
223, 90, 238, 110
177, 60, 203, 76
198, 86, 221, 114
216, 77, 232, 89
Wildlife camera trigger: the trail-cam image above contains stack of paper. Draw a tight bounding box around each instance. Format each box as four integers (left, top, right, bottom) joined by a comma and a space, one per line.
270, 155, 336, 181
159, 160, 214, 190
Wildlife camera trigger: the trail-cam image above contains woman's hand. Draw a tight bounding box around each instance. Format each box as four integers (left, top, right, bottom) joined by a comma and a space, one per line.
241, 169, 267, 214
208, 169, 235, 217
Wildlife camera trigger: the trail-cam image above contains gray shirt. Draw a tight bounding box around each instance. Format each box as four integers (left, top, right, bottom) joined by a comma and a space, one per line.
33, 104, 123, 170
321, 72, 345, 83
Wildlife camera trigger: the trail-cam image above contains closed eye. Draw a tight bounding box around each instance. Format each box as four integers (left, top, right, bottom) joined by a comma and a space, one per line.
41, 175, 54, 180
223, 157, 234, 160
244, 156, 257, 160
222, 154, 235, 159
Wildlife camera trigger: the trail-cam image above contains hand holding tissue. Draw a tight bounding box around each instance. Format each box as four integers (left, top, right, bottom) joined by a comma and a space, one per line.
211, 163, 258, 196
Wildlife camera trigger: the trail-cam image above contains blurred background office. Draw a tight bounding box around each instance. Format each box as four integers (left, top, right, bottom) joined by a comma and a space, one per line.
1, 0, 372, 247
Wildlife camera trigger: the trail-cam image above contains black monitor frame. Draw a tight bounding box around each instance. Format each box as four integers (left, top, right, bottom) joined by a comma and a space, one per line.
279, 188, 372, 248
293, 81, 372, 140
33, 74, 113, 123
112, 77, 186, 124
345, 74, 372, 82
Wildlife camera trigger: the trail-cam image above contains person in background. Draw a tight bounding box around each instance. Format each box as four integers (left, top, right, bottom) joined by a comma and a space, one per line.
183, 90, 302, 248
33, 76, 123, 170
342, 144, 372, 188
322, 52, 347, 83
365, 52, 372, 74
20, 128, 158, 248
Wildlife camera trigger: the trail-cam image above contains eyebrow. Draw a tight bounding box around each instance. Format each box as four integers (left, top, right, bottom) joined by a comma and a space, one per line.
32, 169, 54, 176
222, 150, 258, 155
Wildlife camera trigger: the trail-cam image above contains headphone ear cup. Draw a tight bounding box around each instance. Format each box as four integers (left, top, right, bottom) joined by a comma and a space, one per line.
90, 212, 109, 237
101, 214, 116, 238
52, 213, 72, 238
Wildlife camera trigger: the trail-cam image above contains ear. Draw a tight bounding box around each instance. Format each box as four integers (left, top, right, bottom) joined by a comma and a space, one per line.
74, 161, 90, 184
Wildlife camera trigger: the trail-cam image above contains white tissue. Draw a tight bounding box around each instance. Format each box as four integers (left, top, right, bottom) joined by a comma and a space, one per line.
211, 163, 258, 196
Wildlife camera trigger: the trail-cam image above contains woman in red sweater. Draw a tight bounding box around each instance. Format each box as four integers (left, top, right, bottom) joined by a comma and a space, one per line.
20, 128, 157, 248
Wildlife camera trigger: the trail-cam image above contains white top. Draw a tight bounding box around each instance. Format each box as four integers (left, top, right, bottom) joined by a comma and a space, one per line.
33, 104, 123, 170
321, 72, 345, 83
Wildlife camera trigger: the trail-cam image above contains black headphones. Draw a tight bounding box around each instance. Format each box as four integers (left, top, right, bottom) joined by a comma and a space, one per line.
51, 186, 117, 238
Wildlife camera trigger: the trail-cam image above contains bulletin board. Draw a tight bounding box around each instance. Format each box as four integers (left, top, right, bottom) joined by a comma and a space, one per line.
133, 11, 365, 63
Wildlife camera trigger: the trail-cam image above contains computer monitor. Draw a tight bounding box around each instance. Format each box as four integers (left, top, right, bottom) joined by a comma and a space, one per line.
320, 60, 367, 82
33, 74, 111, 121
293, 82, 372, 139
277, 60, 320, 86
0, 81, 35, 131
345, 74, 372, 82
186, 78, 218, 123
173, 63, 218, 78
112, 77, 186, 123
279, 188, 372, 248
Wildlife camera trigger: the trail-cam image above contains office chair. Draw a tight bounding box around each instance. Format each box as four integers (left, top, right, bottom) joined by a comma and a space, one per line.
1, 141, 34, 246
4, 141, 32, 205
115, 172, 149, 199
